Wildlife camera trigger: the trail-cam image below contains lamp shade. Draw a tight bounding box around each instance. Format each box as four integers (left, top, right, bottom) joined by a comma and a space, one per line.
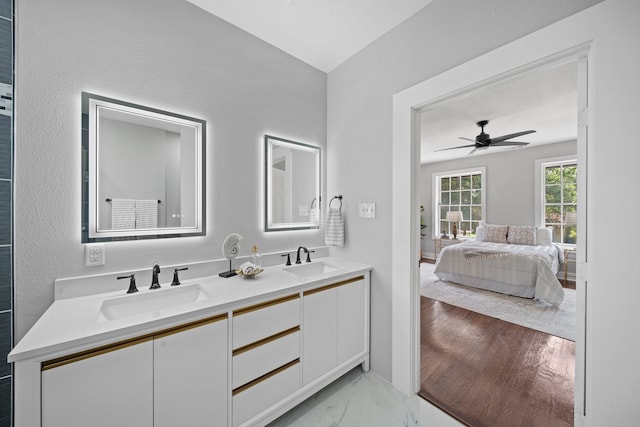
564, 211, 577, 225
446, 211, 464, 222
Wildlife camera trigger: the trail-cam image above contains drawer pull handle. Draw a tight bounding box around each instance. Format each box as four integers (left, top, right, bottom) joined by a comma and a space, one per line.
233, 326, 299, 356
233, 294, 299, 317
232, 359, 300, 396
303, 275, 364, 296
42, 313, 228, 371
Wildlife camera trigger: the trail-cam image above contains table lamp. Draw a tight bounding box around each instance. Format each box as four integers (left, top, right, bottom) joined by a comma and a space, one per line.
446, 211, 464, 239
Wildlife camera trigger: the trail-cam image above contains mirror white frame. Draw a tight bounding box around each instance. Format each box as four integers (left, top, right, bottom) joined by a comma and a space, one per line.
82, 92, 206, 242
265, 135, 320, 232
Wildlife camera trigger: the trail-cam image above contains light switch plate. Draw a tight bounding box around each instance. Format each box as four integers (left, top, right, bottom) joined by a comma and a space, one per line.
85, 243, 105, 266
359, 202, 376, 218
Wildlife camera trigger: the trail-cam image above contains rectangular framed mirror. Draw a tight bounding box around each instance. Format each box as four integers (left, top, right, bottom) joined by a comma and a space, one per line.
265, 135, 320, 232
82, 92, 206, 242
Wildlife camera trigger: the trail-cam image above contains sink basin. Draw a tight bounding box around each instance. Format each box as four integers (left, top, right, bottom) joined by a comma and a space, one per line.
99, 284, 209, 321
283, 261, 338, 278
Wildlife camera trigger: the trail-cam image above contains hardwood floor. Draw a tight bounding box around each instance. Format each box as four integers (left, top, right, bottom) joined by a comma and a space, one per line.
419, 297, 575, 427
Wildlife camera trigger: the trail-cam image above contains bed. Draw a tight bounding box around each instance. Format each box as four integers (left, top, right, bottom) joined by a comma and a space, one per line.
434, 225, 565, 305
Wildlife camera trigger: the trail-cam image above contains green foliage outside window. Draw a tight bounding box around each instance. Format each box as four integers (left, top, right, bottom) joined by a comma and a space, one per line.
544, 162, 577, 244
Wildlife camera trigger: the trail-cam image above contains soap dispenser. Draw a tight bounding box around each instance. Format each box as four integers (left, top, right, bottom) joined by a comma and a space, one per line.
251, 245, 262, 269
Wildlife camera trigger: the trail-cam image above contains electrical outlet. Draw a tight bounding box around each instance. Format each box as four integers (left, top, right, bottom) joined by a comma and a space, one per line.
359, 202, 376, 219
85, 243, 105, 266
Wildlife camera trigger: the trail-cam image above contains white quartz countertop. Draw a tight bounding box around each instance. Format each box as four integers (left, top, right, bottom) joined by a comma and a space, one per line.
9, 257, 371, 363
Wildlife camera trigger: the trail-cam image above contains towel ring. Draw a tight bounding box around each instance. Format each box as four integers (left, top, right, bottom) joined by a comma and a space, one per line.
310, 197, 317, 209
329, 195, 342, 210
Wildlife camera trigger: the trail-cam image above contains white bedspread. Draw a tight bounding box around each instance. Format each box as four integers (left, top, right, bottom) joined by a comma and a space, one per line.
434, 240, 564, 305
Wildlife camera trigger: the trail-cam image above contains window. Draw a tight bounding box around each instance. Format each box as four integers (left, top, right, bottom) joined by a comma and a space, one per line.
432, 167, 486, 237
536, 157, 577, 244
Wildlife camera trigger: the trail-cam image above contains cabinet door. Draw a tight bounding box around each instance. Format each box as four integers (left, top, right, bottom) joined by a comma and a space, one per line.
154, 316, 228, 427
302, 286, 337, 385
42, 339, 153, 427
337, 278, 367, 365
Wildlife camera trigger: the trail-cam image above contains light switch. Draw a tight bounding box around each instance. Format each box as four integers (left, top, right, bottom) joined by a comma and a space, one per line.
359, 203, 376, 219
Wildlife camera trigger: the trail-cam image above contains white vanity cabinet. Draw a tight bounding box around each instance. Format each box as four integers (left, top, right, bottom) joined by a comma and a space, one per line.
41, 314, 228, 427
12, 258, 372, 427
231, 294, 301, 427
302, 275, 368, 385
154, 315, 228, 427
42, 337, 154, 427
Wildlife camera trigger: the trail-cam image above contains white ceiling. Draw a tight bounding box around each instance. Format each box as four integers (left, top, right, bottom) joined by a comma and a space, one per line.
186, 0, 433, 72
185, 1, 578, 163
420, 61, 578, 164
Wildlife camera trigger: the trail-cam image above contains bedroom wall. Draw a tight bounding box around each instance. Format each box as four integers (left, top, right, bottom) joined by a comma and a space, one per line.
327, 0, 602, 381
13, 0, 327, 340
419, 140, 577, 257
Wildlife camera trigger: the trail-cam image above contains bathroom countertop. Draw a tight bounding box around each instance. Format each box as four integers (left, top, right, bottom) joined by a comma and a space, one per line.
9, 257, 372, 364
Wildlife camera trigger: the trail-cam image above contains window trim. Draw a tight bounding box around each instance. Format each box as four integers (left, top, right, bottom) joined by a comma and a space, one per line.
431, 166, 486, 239
535, 155, 577, 246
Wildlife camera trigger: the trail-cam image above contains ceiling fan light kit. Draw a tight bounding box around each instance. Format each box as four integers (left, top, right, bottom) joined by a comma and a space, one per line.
435, 120, 536, 155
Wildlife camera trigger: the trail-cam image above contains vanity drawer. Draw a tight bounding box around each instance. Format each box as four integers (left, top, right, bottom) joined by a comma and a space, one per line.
232, 294, 300, 349
232, 359, 300, 427
232, 327, 300, 389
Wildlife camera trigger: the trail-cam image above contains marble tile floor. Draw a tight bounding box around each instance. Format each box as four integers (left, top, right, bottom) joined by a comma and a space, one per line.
268, 367, 463, 427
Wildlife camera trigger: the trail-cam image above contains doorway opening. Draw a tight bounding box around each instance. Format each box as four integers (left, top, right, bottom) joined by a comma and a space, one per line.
391, 42, 591, 425
414, 58, 582, 424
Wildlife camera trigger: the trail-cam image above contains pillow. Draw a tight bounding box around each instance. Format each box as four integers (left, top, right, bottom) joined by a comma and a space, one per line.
475, 226, 486, 242
507, 225, 537, 245
484, 224, 509, 243
536, 227, 553, 246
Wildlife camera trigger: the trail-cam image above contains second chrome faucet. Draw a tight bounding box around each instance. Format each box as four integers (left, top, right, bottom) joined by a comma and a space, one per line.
150, 263, 161, 289
295, 246, 315, 264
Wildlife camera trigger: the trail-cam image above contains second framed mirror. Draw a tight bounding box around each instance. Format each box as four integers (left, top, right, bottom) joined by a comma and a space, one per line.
265, 135, 320, 232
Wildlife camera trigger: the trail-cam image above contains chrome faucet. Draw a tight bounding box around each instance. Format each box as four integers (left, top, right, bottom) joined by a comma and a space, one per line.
295, 246, 314, 264
295, 247, 308, 264
150, 263, 161, 289
117, 274, 138, 294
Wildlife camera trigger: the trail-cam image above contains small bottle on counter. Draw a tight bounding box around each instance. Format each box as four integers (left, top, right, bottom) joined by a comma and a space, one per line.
251, 245, 262, 269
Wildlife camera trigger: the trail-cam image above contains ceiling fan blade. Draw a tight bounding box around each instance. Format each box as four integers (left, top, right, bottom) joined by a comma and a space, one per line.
490, 141, 530, 147
489, 130, 535, 143
468, 146, 489, 155
458, 137, 477, 143
435, 143, 477, 152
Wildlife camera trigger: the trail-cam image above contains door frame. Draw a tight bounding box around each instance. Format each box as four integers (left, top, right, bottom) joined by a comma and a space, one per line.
391, 15, 595, 424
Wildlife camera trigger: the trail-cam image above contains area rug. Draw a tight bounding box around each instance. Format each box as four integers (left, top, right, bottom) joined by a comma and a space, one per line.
420, 263, 576, 341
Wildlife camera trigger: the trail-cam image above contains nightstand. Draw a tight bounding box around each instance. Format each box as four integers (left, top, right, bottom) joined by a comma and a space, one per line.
563, 247, 576, 286
434, 237, 464, 259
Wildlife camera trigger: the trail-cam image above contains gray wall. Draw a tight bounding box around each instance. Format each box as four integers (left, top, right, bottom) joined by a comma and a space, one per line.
14, 0, 327, 340
326, 0, 602, 380
419, 141, 577, 256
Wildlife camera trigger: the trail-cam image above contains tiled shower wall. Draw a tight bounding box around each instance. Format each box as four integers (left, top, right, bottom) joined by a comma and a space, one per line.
0, 0, 12, 425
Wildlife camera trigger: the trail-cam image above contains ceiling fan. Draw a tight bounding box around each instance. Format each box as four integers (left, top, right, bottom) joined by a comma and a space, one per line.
436, 120, 536, 155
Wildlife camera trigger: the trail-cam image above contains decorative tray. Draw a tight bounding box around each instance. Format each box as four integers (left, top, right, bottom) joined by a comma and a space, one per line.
235, 268, 264, 279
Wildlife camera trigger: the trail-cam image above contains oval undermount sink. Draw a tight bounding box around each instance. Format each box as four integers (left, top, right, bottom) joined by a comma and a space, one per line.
283, 261, 338, 278
99, 284, 209, 321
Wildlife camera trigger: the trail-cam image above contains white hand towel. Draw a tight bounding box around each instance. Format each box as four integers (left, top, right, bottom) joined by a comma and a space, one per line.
111, 199, 136, 230
135, 200, 159, 229
325, 208, 345, 247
